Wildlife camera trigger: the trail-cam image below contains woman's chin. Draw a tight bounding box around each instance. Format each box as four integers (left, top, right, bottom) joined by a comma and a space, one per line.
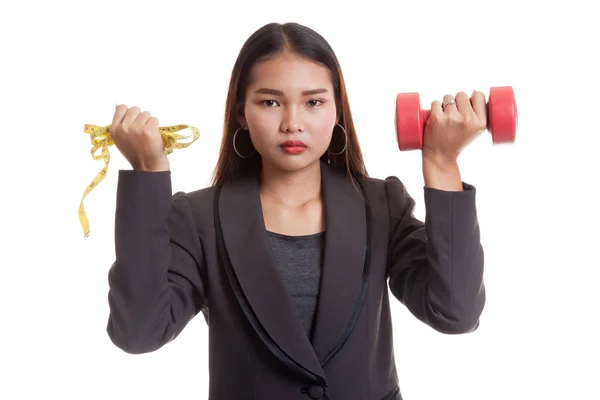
262, 151, 321, 172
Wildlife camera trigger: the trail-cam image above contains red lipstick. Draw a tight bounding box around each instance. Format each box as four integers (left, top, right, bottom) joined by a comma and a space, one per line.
280, 140, 306, 155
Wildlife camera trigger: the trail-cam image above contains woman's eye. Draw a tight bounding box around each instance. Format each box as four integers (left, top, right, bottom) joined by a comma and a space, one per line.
260, 99, 323, 107
262, 100, 279, 107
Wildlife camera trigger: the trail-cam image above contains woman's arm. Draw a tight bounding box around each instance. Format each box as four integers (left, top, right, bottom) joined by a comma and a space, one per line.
106, 169, 207, 353
385, 169, 485, 334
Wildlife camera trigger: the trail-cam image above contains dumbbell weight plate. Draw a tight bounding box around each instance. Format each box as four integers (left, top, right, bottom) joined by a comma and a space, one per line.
488, 86, 518, 144
395, 92, 429, 151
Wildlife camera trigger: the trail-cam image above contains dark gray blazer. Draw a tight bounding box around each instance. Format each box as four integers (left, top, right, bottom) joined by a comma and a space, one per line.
106, 159, 485, 400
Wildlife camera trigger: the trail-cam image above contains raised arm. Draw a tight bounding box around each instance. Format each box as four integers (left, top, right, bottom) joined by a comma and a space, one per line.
106, 170, 207, 353
385, 175, 485, 334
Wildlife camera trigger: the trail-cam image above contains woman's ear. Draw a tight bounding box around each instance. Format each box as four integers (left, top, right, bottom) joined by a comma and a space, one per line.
236, 104, 247, 128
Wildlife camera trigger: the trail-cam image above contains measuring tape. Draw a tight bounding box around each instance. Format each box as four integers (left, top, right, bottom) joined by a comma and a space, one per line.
79, 123, 200, 239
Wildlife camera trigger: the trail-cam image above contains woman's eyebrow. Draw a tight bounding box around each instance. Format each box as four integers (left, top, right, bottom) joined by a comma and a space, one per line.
254, 88, 329, 96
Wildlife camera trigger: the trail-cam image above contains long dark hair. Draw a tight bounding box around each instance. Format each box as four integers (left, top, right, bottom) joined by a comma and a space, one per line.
211, 22, 368, 186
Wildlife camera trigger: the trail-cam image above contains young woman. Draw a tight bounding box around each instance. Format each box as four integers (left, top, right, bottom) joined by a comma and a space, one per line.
107, 22, 486, 400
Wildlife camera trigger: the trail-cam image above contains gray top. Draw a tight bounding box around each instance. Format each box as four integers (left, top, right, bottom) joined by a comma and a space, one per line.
267, 230, 325, 340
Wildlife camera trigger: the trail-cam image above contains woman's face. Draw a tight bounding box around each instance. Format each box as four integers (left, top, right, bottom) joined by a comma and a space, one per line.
240, 51, 337, 172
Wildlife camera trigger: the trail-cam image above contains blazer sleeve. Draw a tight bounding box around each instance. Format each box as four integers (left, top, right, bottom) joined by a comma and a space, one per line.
106, 169, 207, 354
385, 176, 485, 334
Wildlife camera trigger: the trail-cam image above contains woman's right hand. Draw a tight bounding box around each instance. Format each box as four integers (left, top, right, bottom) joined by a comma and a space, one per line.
111, 104, 170, 172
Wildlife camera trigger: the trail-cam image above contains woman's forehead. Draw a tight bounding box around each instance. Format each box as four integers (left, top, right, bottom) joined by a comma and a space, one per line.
248, 53, 332, 93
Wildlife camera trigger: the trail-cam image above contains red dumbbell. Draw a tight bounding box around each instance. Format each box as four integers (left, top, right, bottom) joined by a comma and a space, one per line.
395, 86, 518, 151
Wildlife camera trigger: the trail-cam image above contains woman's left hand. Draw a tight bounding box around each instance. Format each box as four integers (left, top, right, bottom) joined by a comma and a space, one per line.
422, 90, 487, 164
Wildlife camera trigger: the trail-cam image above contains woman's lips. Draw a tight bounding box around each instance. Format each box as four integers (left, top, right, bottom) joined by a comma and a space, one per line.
280, 140, 306, 154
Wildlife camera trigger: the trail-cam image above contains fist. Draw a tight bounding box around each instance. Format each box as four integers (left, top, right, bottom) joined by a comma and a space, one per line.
110, 104, 170, 172
422, 91, 487, 163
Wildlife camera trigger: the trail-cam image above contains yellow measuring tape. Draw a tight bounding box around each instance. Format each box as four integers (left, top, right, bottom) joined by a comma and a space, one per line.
79, 123, 200, 239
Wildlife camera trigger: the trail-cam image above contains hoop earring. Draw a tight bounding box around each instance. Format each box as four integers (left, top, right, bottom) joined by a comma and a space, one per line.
233, 127, 255, 158
329, 123, 347, 155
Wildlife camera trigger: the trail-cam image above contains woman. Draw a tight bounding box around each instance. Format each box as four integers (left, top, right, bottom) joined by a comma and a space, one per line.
106, 22, 486, 400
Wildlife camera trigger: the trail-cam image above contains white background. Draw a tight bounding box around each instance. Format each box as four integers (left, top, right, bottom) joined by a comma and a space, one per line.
1, 1, 598, 399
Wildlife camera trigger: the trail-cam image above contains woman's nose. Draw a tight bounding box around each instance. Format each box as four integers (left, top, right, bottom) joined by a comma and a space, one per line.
281, 109, 303, 132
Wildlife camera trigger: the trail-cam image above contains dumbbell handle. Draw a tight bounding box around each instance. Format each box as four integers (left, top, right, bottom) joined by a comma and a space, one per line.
397, 106, 493, 151
421, 98, 500, 125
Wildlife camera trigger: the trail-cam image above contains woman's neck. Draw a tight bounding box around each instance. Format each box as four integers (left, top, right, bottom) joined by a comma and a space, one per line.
259, 161, 322, 207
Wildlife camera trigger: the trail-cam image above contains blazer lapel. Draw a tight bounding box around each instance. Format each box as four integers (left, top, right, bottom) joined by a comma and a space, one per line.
215, 171, 326, 383
214, 161, 371, 380
311, 160, 370, 365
